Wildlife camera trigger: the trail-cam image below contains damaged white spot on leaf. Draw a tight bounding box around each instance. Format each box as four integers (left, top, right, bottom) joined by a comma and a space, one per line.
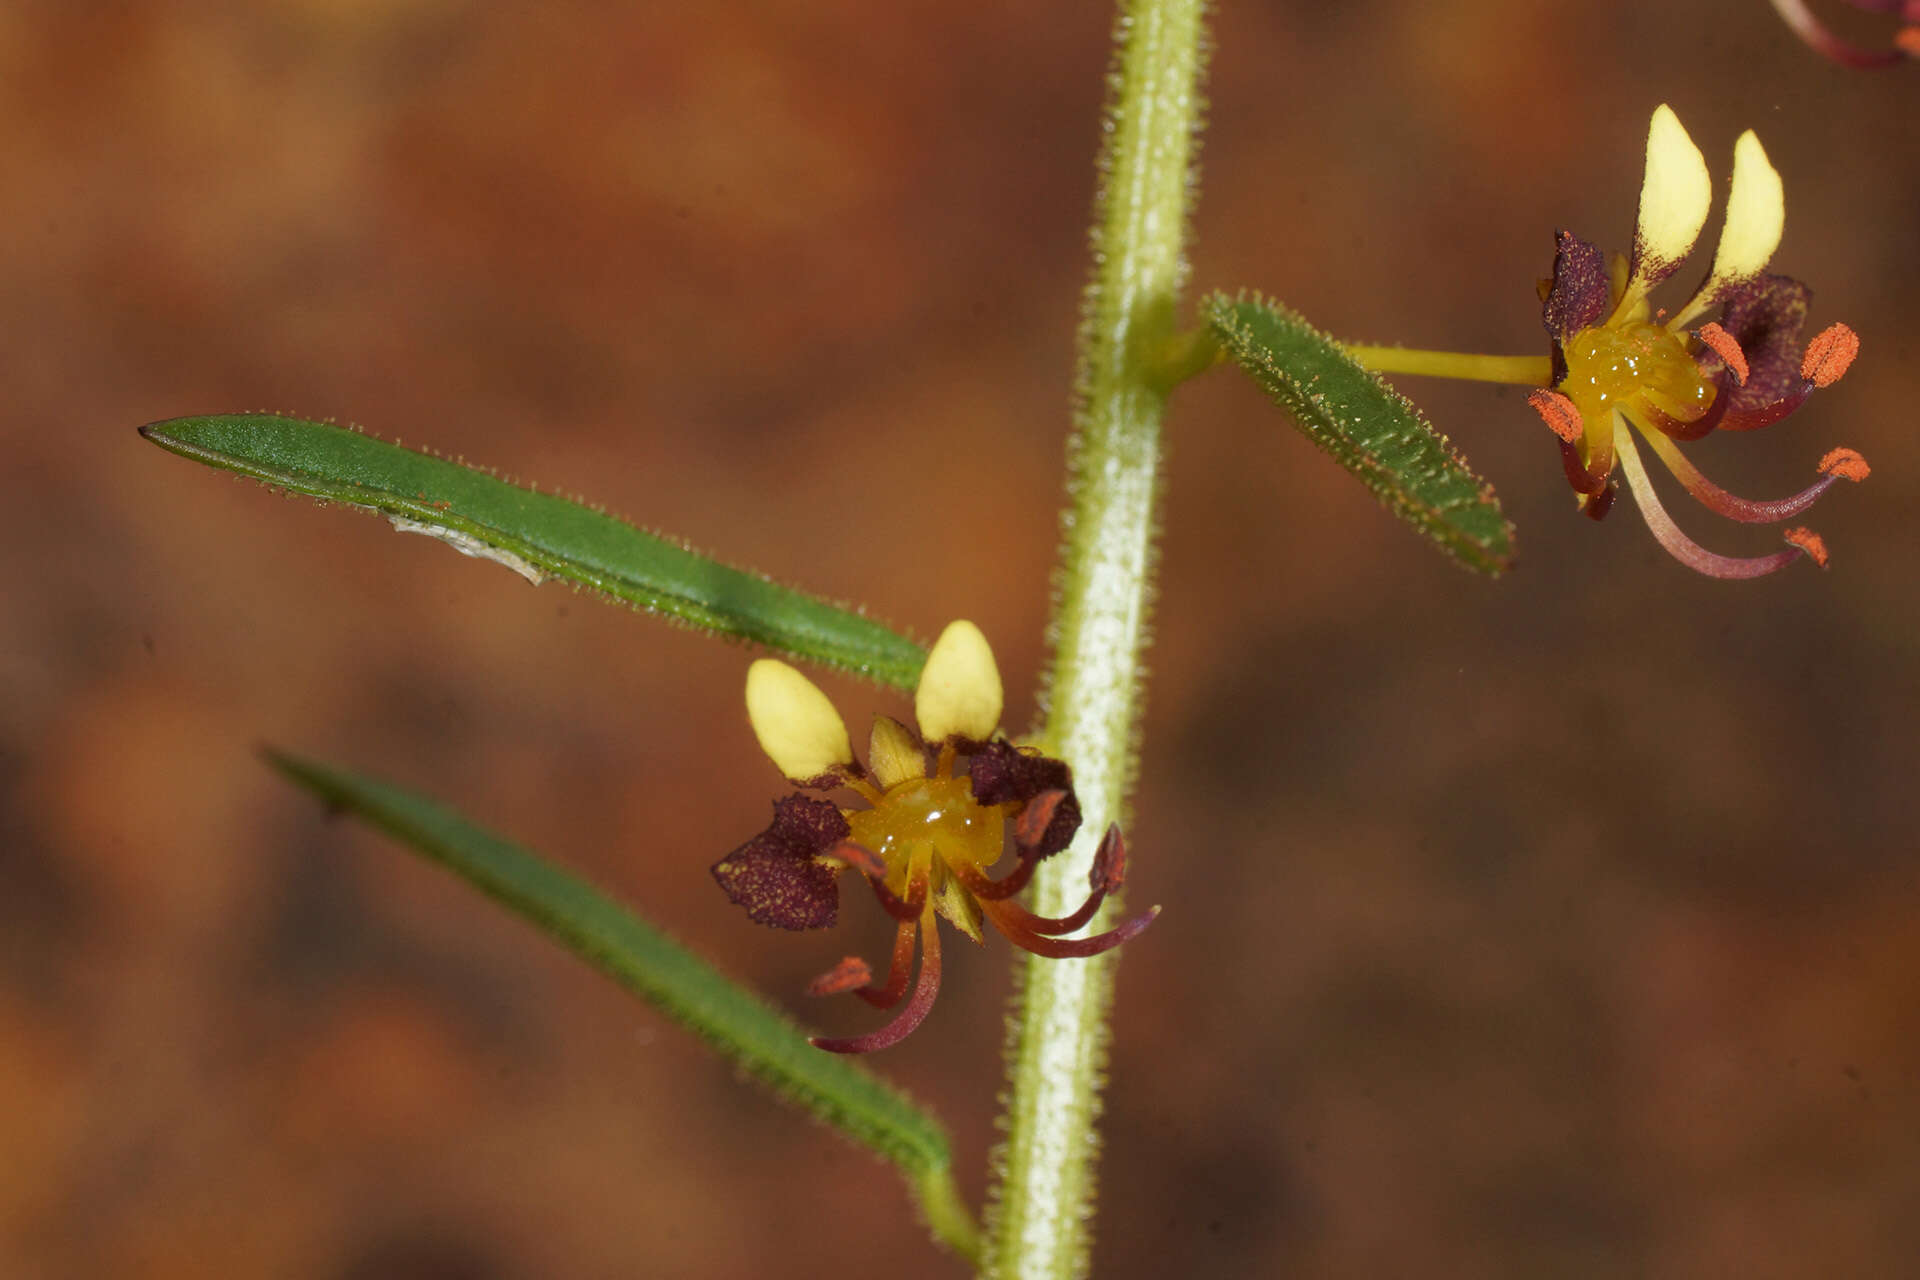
389, 516, 547, 585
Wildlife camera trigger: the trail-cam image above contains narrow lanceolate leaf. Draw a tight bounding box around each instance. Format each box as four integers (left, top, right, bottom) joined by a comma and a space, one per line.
1203, 294, 1516, 574
140, 414, 926, 688
265, 750, 980, 1263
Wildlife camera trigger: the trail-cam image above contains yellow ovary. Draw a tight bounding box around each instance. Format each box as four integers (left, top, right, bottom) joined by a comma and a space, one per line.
1561, 320, 1713, 431
846, 775, 1006, 895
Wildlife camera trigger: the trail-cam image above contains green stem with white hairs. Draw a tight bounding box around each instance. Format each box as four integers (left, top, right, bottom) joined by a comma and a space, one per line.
983, 0, 1206, 1275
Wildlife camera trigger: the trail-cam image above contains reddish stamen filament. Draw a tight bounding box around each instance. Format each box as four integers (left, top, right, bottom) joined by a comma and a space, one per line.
852, 916, 920, 1009
1637, 425, 1864, 525
811, 904, 943, 1054
1613, 424, 1816, 578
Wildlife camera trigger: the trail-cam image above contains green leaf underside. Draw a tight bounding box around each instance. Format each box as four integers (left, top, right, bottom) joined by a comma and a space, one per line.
141, 414, 926, 688
1203, 295, 1515, 575
265, 750, 977, 1258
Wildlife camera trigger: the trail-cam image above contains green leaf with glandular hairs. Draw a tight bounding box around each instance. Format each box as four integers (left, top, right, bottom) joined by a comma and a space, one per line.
1202, 293, 1516, 575
264, 749, 980, 1263
140, 414, 926, 688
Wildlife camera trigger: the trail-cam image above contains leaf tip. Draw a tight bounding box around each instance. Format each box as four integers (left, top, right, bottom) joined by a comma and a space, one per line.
259, 746, 342, 811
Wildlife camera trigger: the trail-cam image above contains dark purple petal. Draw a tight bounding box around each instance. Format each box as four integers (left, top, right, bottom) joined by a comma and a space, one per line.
967, 740, 1067, 804
968, 740, 1083, 858
1704, 274, 1810, 413
1541, 231, 1611, 346
711, 794, 848, 930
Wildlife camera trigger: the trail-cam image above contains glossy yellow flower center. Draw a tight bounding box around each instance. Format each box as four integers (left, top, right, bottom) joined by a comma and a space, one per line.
846, 775, 1005, 893
1561, 318, 1713, 428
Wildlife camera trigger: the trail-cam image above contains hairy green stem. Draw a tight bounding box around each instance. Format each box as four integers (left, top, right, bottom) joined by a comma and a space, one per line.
983, 0, 1207, 1276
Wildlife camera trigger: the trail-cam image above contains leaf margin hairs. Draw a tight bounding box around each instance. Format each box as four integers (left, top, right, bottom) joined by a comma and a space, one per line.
263, 748, 982, 1262
1202, 292, 1516, 575
140, 413, 928, 687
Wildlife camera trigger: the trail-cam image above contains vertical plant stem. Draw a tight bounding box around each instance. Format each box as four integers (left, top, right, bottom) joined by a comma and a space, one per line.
984, 0, 1206, 1276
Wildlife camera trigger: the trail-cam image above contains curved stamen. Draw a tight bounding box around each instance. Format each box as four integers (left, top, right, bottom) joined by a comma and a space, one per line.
1637, 373, 1732, 441
812, 906, 943, 1054
981, 901, 1161, 960
1613, 422, 1813, 578
958, 824, 1130, 923
953, 826, 1125, 929
853, 916, 920, 1009
969, 851, 1038, 901
1559, 439, 1611, 495
1768, 0, 1912, 66
952, 860, 1108, 936
1635, 423, 1866, 524
1716, 383, 1812, 433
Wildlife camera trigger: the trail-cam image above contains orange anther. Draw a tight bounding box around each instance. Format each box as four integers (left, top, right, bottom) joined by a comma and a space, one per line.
1801, 323, 1859, 387
1783, 527, 1830, 568
1896, 27, 1920, 58
1695, 322, 1749, 385
1817, 447, 1870, 483
1527, 388, 1585, 444
806, 956, 874, 997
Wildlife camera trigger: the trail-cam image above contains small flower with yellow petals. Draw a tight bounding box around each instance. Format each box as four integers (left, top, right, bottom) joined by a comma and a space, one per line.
1348, 106, 1869, 579
712, 620, 1157, 1054
1769, 0, 1920, 68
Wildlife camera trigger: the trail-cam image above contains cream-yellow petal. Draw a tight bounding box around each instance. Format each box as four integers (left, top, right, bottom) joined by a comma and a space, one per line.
1674, 130, 1785, 328
914, 620, 1002, 744
1630, 105, 1712, 291
745, 659, 853, 781
868, 715, 927, 790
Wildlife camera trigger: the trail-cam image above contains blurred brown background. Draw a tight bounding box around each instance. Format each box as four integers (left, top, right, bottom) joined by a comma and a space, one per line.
3, 1, 1916, 1276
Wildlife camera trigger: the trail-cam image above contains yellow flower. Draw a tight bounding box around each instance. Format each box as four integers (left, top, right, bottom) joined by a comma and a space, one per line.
1349, 106, 1869, 578
712, 621, 1156, 1053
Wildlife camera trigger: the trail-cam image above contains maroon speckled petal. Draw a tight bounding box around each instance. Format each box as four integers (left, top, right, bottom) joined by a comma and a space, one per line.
968, 740, 1069, 805
968, 740, 1083, 858
711, 793, 848, 931
1542, 231, 1611, 346
1705, 274, 1811, 413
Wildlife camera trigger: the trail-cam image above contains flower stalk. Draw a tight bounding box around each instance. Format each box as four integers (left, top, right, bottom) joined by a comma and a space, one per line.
1341, 346, 1553, 386
984, 0, 1207, 1275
